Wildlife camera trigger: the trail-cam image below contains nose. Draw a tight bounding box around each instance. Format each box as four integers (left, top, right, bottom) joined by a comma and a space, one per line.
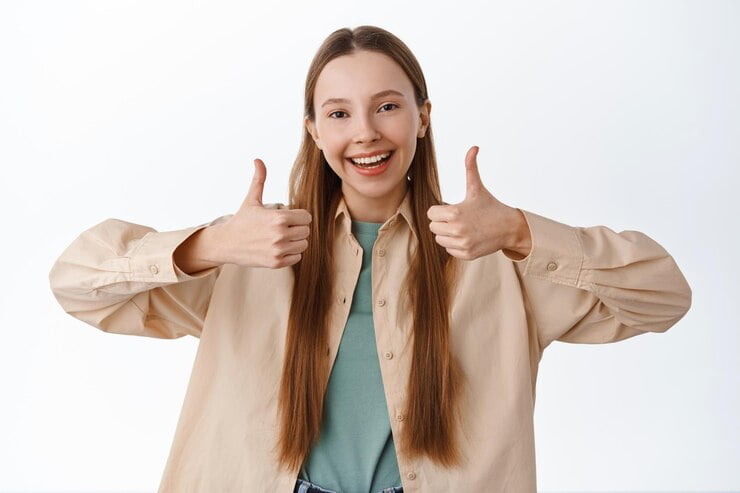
352, 113, 381, 144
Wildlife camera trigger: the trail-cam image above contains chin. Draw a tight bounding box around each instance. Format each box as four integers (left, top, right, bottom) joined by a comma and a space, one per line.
346, 178, 407, 196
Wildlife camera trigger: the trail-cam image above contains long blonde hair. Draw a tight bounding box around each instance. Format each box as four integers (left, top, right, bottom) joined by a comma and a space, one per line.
276, 25, 464, 473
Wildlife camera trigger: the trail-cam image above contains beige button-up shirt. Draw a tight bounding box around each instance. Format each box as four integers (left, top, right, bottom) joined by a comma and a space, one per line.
48, 190, 692, 492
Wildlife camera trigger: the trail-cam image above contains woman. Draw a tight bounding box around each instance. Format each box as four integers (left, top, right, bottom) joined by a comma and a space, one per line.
48, 26, 692, 493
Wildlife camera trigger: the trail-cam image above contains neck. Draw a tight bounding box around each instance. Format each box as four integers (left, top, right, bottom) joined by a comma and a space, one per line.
342, 182, 408, 223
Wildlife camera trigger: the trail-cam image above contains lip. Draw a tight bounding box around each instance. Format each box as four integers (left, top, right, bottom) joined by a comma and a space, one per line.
346, 150, 394, 176
346, 149, 393, 159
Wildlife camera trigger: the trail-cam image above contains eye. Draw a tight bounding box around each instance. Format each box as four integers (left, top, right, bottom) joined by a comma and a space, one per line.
380, 103, 399, 112
328, 110, 347, 119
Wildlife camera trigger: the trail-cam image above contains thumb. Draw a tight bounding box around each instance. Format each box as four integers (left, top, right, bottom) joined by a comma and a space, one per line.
242, 158, 266, 208
464, 145, 483, 199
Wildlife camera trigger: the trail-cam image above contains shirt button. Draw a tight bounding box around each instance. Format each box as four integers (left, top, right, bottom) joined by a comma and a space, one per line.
377, 298, 386, 307
547, 261, 558, 271
396, 413, 404, 421
384, 351, 393, 359
149, 264, 159, 274
378, 249, 386, 257
406, 471, 416, 480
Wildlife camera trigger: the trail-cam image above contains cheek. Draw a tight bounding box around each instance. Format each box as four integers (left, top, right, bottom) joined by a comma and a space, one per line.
387, 116, 418, 143
322, 159, 347, 181
322, 147, 348, 174
321, 133, 347, 156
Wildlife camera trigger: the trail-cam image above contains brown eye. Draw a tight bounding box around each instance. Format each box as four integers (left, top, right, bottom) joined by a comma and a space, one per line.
329, 111, 347, 119
380, 103, 398, 112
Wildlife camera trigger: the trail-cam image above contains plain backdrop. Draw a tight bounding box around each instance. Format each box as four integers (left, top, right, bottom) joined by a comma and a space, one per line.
1, 1, 737, 492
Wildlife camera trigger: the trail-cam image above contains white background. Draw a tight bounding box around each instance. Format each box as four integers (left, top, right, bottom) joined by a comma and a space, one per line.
1, 1, 737, 491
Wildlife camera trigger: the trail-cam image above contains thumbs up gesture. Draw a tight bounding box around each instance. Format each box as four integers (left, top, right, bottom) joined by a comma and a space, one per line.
213, 159, 313, 269
426, 146, 531, 261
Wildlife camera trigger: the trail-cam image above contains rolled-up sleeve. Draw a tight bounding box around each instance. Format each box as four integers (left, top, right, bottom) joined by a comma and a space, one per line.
503, 209, 692, 349
48, 214, 234, 339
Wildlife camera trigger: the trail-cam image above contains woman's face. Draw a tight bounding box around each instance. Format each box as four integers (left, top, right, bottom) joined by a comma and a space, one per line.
305, 50, 431, 220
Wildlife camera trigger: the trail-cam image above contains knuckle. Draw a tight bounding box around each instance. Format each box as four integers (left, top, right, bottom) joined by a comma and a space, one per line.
285, 253, 300, 267
273, 214, 289, 226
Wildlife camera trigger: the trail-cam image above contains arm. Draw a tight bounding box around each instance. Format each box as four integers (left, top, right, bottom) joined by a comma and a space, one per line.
502, 209, 692, 350
500, 208, 533, 261
173, 224, 224, 275
48, 214, 233, 339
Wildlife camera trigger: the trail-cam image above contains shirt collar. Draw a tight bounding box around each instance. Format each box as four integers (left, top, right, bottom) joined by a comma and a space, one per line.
334, 187, 418, 240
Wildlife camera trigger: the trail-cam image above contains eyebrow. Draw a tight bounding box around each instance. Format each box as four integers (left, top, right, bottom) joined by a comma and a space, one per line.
321, 89, 405, 108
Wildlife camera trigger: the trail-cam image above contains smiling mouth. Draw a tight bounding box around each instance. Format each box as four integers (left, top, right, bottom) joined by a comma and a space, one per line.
346, 150, 394, 168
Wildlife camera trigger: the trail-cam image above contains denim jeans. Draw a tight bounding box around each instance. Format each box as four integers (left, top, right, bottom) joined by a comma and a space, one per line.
293, 477, 404, 493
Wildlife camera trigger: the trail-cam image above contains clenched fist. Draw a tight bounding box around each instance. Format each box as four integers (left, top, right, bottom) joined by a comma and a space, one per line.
426, 146, 531, 261
209, 159, 313, 269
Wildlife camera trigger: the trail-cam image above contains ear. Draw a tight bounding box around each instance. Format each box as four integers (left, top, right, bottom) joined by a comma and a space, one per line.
304, 116, 321, 150
417, 99, 432, 139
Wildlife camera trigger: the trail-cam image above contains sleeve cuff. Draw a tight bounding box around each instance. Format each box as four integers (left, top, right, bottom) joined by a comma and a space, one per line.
503, 209, 584, 288
129, 224, 217, 283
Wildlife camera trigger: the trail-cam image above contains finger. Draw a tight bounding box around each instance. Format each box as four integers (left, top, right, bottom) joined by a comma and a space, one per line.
433, 233, 463, 249
464, 145, 483, 199
281, 209, 313, 226
280, 253, 302, 266
427, 204, 458, 222
428, 220, 459, 237
242, 159, 266, 208
282, 238, 309, 255
285, 224, 311, 241
444, 247, 470, 260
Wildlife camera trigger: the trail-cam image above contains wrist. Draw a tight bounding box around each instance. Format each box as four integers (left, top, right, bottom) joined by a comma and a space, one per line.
502, 208, 532, 260
197, 225, 225, 266
174, 225, 224, 275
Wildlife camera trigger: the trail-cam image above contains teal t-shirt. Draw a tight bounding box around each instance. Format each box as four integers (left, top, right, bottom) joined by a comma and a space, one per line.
299, 220, 402, 492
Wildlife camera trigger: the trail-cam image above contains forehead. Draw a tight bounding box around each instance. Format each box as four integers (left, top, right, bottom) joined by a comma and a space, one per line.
314, 50, 414, 103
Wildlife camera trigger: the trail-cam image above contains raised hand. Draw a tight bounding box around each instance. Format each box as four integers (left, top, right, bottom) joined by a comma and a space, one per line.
426, 146, 530, 261
212, 159, 312, 269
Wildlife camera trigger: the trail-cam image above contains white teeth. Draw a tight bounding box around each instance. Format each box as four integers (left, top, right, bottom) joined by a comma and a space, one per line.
355, 160, 384, 169
350, 152, 390, 165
